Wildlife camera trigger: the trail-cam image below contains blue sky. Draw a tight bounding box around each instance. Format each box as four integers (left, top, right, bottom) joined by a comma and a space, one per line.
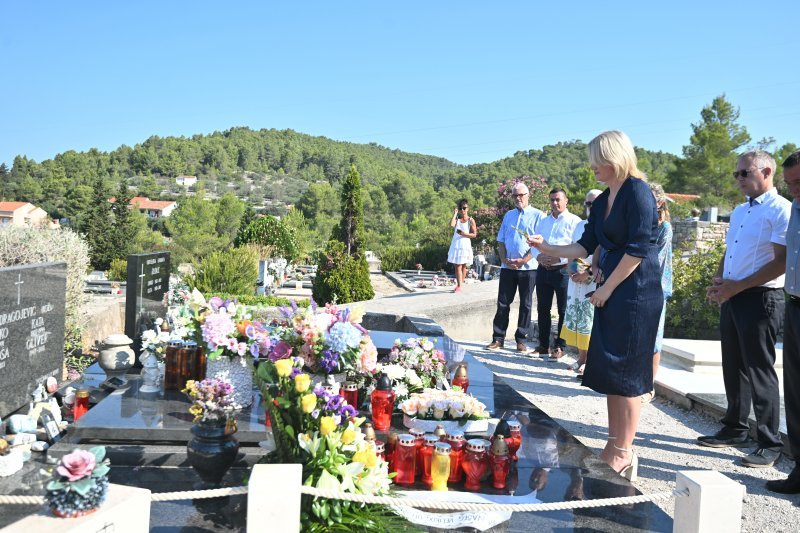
1, 1, 797, 167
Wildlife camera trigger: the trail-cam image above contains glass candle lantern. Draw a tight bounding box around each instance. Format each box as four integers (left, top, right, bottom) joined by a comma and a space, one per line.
446, 430, 466, 484
164, 340, 184, 391
507, 420, 522, 462
431, 442, 452, 491
462, 439, 489, 491
373, 440, 385, 461
451, 364, 469, 393
342, 381, 359, 410
409, 428, 425, 478
194, 344, 206, 381
73, 389, 90, 421
489, 437, 511, 489
420, 434, 440, 487
395, 434, 417, 486
370, 373, 395, 431
433, 424, 447, 441
362, 422, 376, 443
386, 431, 398, 473
179, 340, 198, 390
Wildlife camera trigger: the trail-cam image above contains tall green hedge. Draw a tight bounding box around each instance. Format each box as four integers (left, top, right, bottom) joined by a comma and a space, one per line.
187, 246, 259, 296
379, 244, 451, 272
666, 242, 724, 340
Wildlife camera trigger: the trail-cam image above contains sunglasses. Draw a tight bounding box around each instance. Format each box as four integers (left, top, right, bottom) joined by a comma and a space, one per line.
732, 168, 764, 179
458, 206, 468, 210
511, 193, 528, 198
584, 201, 593, 207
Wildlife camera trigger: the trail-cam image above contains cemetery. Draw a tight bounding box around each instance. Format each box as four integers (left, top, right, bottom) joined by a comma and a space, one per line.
0, 248, 757, 533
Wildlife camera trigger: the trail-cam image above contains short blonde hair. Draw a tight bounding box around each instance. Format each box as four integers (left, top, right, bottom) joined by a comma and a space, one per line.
588, 130, 645, 182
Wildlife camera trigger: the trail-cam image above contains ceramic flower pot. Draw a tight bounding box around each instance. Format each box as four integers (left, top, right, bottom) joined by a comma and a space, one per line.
186, 423, 239, 487
205, 356, 254, 407
97, 333, 135, 383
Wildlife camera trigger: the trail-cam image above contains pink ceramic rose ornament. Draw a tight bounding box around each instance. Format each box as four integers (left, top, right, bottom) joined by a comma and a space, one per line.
56, 449, 96, 481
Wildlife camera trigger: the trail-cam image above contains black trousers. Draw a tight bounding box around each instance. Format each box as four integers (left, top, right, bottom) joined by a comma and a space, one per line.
720, 287, 784, 448
536, 266, 569, 350
492, 268, 537, 342
783, 297, 800, 462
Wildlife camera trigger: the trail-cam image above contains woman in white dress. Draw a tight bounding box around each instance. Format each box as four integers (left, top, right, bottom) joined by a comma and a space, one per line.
447, 199, 477, 292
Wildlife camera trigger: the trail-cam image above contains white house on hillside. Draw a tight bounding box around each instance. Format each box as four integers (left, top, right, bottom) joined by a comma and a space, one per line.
0, 201, 58, 228
109, 196, 177, 217
176, 175, 198, 187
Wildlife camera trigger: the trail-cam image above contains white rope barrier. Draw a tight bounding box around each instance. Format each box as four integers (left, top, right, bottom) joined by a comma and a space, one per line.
0, 485, 687, 512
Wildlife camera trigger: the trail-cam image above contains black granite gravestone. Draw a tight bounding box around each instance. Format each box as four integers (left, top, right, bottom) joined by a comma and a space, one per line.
0, 262, 67, 418
125, 252, 170, 354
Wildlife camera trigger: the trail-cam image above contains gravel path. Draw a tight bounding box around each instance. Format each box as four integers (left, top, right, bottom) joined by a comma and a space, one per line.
458, 342, 800, 532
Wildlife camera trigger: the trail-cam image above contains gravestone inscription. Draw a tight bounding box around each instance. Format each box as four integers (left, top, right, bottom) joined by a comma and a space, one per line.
0, 262, 67, 418
125, 252, 170, 354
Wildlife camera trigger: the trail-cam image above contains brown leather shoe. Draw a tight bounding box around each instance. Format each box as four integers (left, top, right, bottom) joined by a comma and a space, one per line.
516, 342, 530, 353
485, 340, 504, 350
531, 346, 550, 357
549, 347, 565, 360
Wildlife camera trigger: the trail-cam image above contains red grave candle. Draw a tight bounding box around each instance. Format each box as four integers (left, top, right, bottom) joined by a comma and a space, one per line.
507, 420, 522, 462
370, 374, 395, 431
342, 381, 359, 410
462, 439, 489, 491
446, 430, 466, 484
394, 434, 417, 486
489, 437, 511, 489
409, 428, 425, 478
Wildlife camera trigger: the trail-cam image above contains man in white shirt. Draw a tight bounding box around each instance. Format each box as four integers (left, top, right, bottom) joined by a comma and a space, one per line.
698, 150, 791, 469
767, 151, 800, 493
532, 188, 581, 359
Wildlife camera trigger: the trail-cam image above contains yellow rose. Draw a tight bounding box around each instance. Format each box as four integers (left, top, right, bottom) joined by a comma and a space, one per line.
352, 448, 377, 468
319, 416, 336, 436
294, 373, 311, 393
341, 427, 357, 445
274, 358, 293, 378
301, 393, 317, 414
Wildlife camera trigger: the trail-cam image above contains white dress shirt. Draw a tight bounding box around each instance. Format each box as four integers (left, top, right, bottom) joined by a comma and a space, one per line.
537, 210, 581, 266
785, 200, 800, 297
724, 188, 791, 288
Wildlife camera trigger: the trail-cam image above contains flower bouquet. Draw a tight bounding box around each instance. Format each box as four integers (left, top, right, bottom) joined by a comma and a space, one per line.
372, 362, 424, 405
386, 337, 447, 390
400, 388, 492, 434
255, 357, 409, 530
44, 447, 110, 518
265, 301, 377, 378
183, 377, 241, 430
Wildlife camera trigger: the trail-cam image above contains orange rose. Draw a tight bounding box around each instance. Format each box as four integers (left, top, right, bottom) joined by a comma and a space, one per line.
236, 320, 252, 336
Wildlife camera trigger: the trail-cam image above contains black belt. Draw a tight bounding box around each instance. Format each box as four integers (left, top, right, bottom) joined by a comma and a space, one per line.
540, 265, 567, 271
787, 292, 800, 306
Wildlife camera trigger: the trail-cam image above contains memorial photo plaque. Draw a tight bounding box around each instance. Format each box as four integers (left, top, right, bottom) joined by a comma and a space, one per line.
0, 262, 67, 418
125, 252, 170, 354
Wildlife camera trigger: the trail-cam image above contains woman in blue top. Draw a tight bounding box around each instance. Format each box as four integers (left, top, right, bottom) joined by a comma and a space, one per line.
528, 131, 663, 480
646, 183, 673, 402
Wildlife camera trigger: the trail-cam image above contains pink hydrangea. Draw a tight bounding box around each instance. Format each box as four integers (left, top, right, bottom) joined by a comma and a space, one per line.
57, 450, 96, 481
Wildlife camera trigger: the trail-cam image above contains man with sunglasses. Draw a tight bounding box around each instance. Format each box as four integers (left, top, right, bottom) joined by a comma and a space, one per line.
766, 151, 800, 493
486, 182, 545, 353
699, 150, 791, 470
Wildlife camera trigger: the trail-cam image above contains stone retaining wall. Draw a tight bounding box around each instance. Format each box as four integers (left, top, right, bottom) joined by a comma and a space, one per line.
672, 219, 728, 257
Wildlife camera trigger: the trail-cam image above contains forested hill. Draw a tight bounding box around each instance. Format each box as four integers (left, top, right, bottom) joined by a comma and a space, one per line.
0, 126, 678, 250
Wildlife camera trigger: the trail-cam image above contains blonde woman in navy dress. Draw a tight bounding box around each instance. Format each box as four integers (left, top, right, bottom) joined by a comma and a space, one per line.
528, 131, 662, 480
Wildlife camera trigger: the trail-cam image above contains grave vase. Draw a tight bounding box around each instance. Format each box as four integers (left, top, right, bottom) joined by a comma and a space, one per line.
205, 356, 254, 407
186, 422, 239, 487
138, 349, 161, 393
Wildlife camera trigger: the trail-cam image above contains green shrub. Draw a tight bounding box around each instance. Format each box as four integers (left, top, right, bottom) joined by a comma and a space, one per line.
379, 244, 451, 272
313, 241, 374, 304
187, 246, 259, 295
107, 258, 128, 281
235, 215, 298, 261
207, 293, 310, 308
0, 226, 90, 355
666, 241, 724, 340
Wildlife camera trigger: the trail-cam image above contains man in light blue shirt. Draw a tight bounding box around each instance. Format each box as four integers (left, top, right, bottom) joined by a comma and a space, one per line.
767, 151, 800, 493
486, 182, 546, 353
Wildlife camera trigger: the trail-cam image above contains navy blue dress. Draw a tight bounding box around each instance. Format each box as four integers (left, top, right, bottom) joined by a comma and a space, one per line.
577, 177, 664, 397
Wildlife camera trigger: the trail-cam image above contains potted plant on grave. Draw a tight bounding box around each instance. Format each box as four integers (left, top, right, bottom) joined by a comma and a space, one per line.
183, 377, 241, 487
44, 447, 110, 518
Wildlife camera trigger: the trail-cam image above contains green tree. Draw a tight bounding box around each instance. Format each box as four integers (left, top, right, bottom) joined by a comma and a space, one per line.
313, 164, 374, 303
110, 180, 136, 260
668, 95, 751, 206
165, 188, 227, 265
235, 215, 298, 260
215, 192, 246, 246
85, 176, 115, 270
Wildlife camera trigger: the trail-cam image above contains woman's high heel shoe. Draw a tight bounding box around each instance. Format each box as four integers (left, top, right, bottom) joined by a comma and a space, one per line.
613, 444, 638, 482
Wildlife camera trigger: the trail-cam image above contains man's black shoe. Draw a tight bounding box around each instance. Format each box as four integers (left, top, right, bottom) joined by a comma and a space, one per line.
742, 447, 781, 468
766, 471, 800, 494
696, 431, 755, 449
